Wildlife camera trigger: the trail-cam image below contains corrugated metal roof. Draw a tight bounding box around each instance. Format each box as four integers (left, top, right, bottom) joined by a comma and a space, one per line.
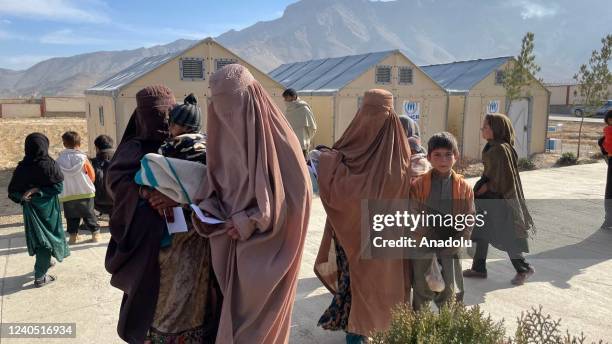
269, 51, 394, 95
85, 39, 209, 96
85, 52, 180, 96
420, 56, 512, 92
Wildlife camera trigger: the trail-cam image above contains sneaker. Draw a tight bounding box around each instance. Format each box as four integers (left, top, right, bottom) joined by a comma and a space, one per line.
462, 269, 487, 279
68, 233, 80, 245
511, 266, 535, 286
91, 231, 101, 243
34, 274, 56, 288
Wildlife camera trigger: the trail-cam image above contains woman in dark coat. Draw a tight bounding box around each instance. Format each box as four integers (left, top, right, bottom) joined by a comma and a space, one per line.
463, 113, 535, 286
8, 133, 70, 287
107, 85, 221, 343
105, 85, 177, 343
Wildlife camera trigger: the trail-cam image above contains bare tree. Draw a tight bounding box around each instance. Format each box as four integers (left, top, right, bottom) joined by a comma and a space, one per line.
503, 32, 542, 112
574, 34, 612, 159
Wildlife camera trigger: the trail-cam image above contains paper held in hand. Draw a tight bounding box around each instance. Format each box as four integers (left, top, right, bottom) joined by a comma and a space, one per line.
190, 204, 225, 224
164, 207, 188, 234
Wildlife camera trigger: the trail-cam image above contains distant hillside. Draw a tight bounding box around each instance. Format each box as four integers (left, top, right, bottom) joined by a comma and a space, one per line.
1, 0, 609, 97
0, 39, 196, 97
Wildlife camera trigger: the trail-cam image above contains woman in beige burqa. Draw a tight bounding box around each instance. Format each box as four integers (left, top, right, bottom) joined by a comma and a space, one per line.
314, 89, 412, 343
192, 64, 312, 344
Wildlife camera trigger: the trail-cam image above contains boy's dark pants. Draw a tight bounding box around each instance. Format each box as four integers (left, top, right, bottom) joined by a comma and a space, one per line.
605, 157, 612, 224
411, 248, 462, 311
63, 198, 99, 234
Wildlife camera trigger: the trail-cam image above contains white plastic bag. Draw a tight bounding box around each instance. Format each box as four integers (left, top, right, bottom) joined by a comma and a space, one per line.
425, 253, 446, 293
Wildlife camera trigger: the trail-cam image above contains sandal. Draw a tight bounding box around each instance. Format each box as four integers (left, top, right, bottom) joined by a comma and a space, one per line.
34, 274, 57, 288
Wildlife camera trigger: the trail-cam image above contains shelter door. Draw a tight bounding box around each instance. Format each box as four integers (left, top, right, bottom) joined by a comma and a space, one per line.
507, 98, 530, 158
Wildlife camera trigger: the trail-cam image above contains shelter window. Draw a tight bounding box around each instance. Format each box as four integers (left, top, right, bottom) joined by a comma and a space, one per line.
398, 67, 413, 85
375, 66, 392, 84
180, 58, 205, 80
495, 70, 504, 85
98, 106, 104, 126
215, 58, 238, 71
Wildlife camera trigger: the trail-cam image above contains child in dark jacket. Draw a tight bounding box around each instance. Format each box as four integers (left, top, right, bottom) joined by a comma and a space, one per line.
90, 135, 115, 217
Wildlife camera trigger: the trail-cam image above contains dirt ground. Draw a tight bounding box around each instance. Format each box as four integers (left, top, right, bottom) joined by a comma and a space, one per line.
0, 117, 88, 170
457, 119, 605, 178
0, 168, 20, 216
547, 120, 605, 157
547, 120, 605, 145
456, 152, 597, 178
0, 117, 87, 216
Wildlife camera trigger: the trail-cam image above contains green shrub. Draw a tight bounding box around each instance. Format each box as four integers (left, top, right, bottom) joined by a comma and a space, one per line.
557, 152, 578, 166
371, 303, 607, 344
518, 158, 537, 171
370, 301, 505, 344
512, 306, 605, 344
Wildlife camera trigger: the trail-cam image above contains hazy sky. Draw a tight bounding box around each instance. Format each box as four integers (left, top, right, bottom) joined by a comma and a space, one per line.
0, 0, 609, 81
0, 0, 296, 70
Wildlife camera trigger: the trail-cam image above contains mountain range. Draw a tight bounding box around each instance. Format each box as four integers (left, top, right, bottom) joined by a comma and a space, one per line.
1, 0, 609, 97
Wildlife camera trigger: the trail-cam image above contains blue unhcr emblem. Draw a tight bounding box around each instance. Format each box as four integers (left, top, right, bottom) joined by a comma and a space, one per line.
404, 101, 419, 121
487, 100, 500, 113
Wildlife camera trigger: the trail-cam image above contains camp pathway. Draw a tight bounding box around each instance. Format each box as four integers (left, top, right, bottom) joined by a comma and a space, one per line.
0, 162, 610, 343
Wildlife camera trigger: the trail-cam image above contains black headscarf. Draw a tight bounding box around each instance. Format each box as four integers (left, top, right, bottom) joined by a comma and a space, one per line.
8, 133, 64, 194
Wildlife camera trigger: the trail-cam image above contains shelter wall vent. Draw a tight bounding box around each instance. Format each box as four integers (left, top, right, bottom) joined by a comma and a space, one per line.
375, 65, 392, 84
495, 70, 504, 85
399, 67, 413, 85
98, 106, 104, 126
180, 58, 205, 80
215, 58, 238, 71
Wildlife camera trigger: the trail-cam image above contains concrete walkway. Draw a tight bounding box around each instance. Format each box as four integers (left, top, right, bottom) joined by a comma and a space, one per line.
1, 162, 610, 343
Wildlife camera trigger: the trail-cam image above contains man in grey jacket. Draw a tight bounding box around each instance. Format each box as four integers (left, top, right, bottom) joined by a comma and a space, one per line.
283, 88, 317, 157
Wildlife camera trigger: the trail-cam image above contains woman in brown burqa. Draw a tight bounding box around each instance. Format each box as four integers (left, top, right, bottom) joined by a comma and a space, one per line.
314, 89, 412, 343
105, 85, 218, 343
191, 64, 311, 343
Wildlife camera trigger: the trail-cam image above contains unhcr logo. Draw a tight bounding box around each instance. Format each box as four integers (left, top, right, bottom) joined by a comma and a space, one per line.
487, 100, 500, 113
403, 101, 420, 121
